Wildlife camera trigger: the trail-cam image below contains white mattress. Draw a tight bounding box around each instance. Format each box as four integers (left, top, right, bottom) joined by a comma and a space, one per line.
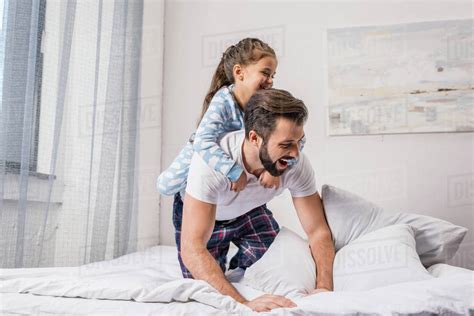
1, 245, 473, 315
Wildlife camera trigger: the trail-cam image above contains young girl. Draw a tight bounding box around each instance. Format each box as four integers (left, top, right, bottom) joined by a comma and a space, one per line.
157, 38, 281, 196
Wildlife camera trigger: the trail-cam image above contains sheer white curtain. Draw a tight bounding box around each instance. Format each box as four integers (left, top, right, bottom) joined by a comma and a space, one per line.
0, 0, 146, 268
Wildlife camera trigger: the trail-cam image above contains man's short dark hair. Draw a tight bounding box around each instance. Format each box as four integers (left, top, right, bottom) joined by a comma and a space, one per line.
244, 89, 308, 141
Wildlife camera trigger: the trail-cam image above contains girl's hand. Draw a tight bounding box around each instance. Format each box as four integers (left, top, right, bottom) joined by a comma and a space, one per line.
259, 171, 280, 189
230, 171, 247, 192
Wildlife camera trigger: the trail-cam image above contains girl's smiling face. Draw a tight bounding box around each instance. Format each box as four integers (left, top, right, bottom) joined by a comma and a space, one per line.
238, 56, 278, 95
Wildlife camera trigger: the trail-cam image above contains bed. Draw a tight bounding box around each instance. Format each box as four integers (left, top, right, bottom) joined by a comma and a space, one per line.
0, 243, 473, 315
1, 185, 473, 315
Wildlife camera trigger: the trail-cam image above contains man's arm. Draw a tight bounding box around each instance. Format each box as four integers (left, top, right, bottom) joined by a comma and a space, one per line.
181, 193, 296, 312
180, 193, 247, 302
292, 192, 335, 291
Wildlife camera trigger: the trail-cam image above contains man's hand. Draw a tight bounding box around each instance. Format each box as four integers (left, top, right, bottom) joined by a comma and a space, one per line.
306, 288, 331, 296
244, 294, 297, 312
230, 171, 247, 192
259, 170, 280, 189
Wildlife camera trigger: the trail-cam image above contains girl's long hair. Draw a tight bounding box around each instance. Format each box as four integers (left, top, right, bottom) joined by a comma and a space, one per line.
198, 38, 276, 125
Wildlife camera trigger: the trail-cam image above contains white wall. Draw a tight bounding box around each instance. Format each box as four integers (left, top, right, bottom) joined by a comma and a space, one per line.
160, 0, 473, 268
136, 0, 165, 252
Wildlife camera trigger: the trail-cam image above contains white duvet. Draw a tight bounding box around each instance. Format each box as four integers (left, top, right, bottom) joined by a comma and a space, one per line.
1, 245, 473, 315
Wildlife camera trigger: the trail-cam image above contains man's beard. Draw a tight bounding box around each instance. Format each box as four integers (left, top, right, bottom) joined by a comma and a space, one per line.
259, 142, 293, 177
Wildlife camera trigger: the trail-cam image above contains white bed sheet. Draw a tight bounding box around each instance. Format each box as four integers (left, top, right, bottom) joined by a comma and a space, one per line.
1, 245, 473, 315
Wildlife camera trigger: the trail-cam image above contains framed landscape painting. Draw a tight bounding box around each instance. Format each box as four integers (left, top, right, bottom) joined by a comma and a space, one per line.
327, 19, 473, 135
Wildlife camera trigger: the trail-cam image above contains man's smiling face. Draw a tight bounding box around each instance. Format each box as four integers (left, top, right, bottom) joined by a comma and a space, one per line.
258, 117, 305, 176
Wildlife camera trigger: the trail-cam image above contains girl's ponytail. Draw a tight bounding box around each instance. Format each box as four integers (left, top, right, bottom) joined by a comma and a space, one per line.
199, 56, 231, 124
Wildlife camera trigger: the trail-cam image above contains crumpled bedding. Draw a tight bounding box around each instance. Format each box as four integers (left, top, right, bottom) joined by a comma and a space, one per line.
1, 246, 473, 315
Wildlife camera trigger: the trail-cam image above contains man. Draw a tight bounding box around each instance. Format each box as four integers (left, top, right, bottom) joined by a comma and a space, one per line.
175, 89, 335, 312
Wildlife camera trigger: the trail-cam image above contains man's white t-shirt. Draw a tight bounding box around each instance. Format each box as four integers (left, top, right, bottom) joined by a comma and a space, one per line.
185, 130, 317, 220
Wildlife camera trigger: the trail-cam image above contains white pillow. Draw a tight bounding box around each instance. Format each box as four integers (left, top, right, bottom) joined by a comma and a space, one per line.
242, 227, 315, 298
334, 224, 432, 291
242, 225, 432, 296
427, 263, 474, 278
322, 184, 468, 266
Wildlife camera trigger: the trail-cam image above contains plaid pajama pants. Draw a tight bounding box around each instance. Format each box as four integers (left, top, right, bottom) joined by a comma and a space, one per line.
173, 193, 280, 279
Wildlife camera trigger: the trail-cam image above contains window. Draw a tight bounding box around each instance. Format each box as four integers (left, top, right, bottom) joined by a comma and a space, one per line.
1, 0, 46, 176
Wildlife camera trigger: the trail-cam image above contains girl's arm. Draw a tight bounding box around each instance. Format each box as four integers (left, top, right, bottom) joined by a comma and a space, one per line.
156, 141, 193, 195
193, 91, 244, 182
300, 135, 306, 151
